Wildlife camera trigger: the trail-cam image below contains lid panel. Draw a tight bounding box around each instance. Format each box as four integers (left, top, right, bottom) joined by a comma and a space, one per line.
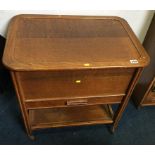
14, 37, 139, 63
17, 18, 127, 38
3, 15, 150, 71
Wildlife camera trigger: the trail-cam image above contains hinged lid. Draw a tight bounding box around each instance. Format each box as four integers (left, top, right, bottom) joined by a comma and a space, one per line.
3, 15, 150, 71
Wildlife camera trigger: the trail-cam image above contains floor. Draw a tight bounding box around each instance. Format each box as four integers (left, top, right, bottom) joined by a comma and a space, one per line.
0, 70, 155, 145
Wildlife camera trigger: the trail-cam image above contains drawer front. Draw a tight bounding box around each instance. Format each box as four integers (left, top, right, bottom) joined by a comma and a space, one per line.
16, 69, 135, 101
25, 95, 124, 109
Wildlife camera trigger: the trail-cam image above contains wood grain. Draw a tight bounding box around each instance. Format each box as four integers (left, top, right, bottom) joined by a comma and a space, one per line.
15, 69, 134, 101
2, 15, 150, 138
3, 15, 149, 71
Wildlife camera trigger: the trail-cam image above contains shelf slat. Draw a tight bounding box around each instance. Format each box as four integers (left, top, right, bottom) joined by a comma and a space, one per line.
29, 105, 113, 130
143, 91, 155, 106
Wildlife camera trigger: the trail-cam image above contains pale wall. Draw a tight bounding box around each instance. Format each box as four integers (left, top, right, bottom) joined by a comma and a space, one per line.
0, 10, 154, 42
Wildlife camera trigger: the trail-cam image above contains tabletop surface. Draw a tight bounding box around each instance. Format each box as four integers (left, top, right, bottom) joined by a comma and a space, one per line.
3, 15, 150, 71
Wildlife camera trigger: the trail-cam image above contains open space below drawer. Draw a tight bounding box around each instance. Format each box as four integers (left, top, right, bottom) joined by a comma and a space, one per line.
29, 104, 113, 130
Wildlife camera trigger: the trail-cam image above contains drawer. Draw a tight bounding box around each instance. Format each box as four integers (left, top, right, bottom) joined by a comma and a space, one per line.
25, 95, 124, 109
16, 68, 135, 101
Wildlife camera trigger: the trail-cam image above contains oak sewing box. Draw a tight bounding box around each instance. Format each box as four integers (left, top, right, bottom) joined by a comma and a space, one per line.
3, 15, 149, 139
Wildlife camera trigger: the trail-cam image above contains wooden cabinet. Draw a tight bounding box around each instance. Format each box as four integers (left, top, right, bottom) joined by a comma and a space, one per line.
133, 14, 155, 107
2, 15, 149, 139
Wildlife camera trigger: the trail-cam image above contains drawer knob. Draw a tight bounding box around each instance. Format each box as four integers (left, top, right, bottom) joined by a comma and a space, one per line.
75, 80, 81, 84
83, 63, 90, 67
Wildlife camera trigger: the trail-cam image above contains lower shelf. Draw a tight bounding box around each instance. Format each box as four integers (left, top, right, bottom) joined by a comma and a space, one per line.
29, 105, 113, 130
142, 91, 155, 106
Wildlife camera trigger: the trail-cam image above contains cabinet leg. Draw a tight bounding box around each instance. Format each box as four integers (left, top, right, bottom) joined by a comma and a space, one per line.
107, 125, 115, 134
112, 68, 143, 131
11, 72, 35, 140
28, 134, 35, 140
27, 129, 35, 140
111, 126, 115, 133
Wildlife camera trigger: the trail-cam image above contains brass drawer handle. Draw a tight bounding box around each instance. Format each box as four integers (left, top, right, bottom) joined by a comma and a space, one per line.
66, 99, 88, 106
75, 80, 81, 84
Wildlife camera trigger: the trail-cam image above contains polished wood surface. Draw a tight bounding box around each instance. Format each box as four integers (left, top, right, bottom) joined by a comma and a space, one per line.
3, 15, 149, 71
3, 15, 149, 138
133, 14, 155, 106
